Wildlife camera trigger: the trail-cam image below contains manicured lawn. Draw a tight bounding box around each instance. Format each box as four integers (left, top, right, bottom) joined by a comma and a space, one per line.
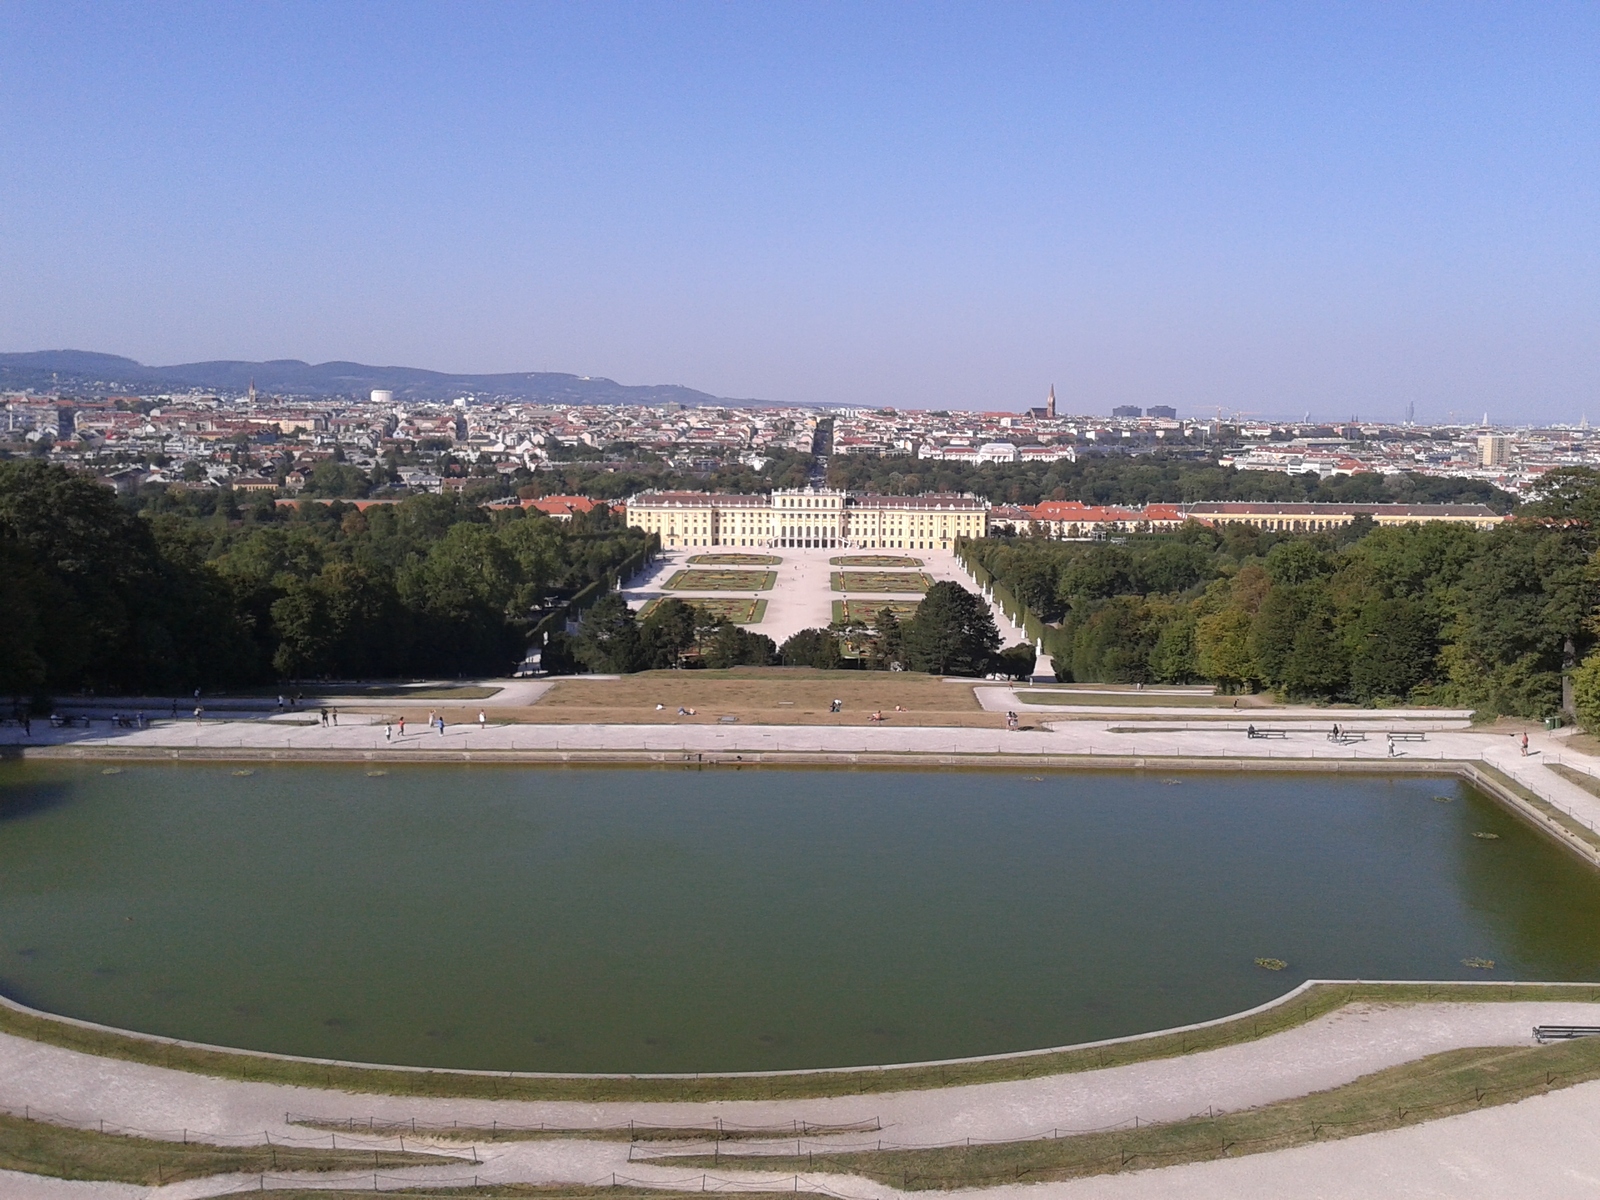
830, 555, 924, 568
831, 571, 933, 593
687, 553, 782, 566
637, 598, 768, 624
663, 569, 777, 592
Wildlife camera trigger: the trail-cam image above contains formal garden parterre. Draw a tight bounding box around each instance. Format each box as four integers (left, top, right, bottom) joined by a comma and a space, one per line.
688, 553, 783, 566
833, 599, 921, 625
664, 569, 778, 592
831, 570, 935, 593
830, 555, 925, 568
637, 597, 768, 624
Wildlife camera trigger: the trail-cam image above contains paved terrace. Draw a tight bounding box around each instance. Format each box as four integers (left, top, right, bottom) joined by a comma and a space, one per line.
9, 707, 1598, 836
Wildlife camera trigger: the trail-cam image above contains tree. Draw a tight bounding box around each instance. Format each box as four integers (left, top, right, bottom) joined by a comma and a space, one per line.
994, 642, 1038, 681
1149, 613, 1198, 683
780, 628, 842, 669
1347, 597, 1438, 701
639, 598, 700, 668
702, 623, 777, 669
1573, 649, 1600, 734
1195, 608, 1258, 692
575, 593, 644, 673
866, 608, 907, 670
903, 581, 1000, 675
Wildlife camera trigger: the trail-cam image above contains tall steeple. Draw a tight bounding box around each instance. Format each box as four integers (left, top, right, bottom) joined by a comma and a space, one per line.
1047, 384, 1056, 420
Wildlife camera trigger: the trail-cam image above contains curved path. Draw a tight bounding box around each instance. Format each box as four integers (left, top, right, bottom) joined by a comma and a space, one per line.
3, 998, 1600, 1198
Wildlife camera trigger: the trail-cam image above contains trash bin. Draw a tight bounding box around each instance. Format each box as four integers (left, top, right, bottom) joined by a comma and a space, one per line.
1545, 716, 1563, 730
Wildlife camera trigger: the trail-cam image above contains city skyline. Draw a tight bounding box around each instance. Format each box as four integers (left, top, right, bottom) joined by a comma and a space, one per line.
1, 3, 1597, 420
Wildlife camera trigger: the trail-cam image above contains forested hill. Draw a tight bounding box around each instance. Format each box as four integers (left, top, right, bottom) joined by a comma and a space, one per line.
965, 466, 1600, 719
0, 461, 650, 697
0, 350, 755, 406
827, 455, 1516, 512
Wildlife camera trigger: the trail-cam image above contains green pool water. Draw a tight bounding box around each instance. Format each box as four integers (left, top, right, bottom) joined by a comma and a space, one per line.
1, 762, 1598, 1073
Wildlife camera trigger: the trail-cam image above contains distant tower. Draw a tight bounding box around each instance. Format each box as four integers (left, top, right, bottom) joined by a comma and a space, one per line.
1047, 384, 1056, 420
247, 378, 257, 405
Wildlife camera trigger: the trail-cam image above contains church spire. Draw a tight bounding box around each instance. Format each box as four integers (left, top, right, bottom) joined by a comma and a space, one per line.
1047, 384, 1056, 420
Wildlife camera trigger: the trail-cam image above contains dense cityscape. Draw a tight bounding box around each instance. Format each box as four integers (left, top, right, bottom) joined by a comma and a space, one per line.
2, 382, 1589, 504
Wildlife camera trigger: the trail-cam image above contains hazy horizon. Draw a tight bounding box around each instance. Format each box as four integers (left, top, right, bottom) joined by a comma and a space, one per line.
1, 3, 1596, 421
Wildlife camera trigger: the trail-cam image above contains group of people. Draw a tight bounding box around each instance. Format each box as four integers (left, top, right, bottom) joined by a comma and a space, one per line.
382, 710, 489, 741
317, 708, 340, 726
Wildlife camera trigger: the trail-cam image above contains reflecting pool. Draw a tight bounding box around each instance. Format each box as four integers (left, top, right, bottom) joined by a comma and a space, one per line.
1, 763, 1597, 1072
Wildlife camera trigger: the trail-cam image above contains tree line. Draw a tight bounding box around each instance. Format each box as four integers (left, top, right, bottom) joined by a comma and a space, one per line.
826, 453, 1516, 512
564, 581, 1030, 679
0, 462, 650, 698
965, 468, 1600, 718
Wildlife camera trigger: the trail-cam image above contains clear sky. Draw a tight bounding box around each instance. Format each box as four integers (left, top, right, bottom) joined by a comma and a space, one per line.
1, 2, 1596, 420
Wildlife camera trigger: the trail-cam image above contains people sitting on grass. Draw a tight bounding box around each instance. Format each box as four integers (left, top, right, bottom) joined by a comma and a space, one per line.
870, 710, 885, 722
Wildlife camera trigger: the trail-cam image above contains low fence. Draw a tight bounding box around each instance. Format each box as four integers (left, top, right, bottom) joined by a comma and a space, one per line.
290, 1113, 881, 1141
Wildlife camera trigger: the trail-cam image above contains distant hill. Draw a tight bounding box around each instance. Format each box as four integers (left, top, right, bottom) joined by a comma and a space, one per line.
0, 350, 764, 406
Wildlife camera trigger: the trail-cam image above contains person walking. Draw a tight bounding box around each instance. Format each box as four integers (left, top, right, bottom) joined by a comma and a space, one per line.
436, 715, 446, 735
331, 709, 338, 726
193, 705, 203, 726
477, 710, 486, 731
1522, 732, 1530, 756
397, 716, 405, 736
384, 724, 392, 742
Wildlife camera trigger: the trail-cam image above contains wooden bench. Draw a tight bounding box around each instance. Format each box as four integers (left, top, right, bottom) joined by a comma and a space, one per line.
1247, 729, 1289, 739
1388, 731, 1428, 742
1329, 731, 1367, 743
1534, 1025, 1600, 1043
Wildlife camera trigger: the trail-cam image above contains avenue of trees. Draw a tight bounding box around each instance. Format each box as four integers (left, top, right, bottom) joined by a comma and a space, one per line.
0, 461, 650, 698
966, 467, 1600, 718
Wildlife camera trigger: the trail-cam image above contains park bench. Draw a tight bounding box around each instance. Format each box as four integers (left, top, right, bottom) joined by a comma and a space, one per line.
1388, 731, 1428, 742
1246, 729, 1289, 739
1328, 731, 1367, 743
717, 715, 738, 724
1534, 1025, 1600, 1043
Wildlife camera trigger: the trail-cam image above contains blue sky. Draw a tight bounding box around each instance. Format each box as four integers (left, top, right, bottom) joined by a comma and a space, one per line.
1, 2, 1596, 419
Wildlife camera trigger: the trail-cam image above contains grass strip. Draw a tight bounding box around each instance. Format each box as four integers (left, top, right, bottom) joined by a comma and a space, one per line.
0, 1110, 453, 1185
4, 983, 1597, 1103
654, 1037, 1600, 1188
1475, 763, 1600, 854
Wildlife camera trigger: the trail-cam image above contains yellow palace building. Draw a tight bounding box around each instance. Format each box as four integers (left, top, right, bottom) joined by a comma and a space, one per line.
625, 487, 990, 551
